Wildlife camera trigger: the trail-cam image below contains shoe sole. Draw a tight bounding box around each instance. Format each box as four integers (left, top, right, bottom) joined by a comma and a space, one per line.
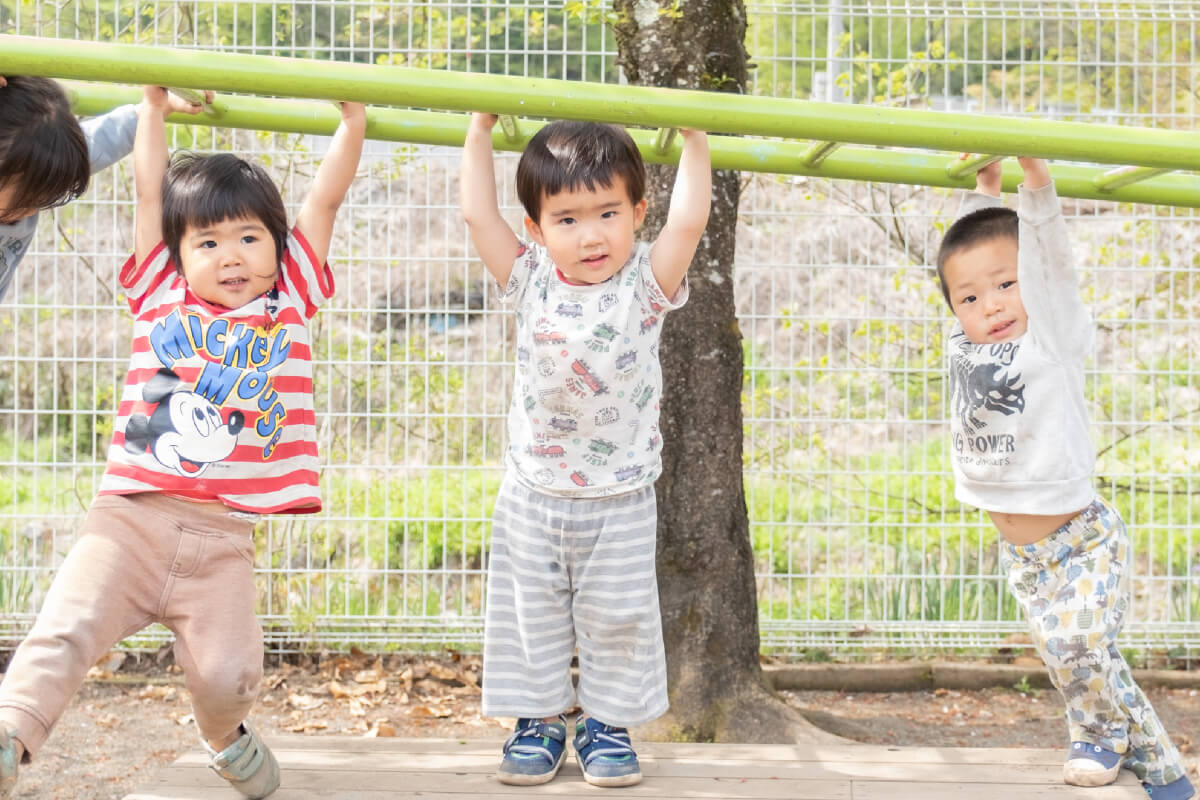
576, 752, 642, 787
497, 753, 565, 786
1064, 759, 1122, 787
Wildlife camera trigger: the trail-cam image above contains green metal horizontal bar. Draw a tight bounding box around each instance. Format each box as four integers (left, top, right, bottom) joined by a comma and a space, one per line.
67, 84, 1200, 209
1094, 166, 1172, 193
7, 34, 1200, 172
800, 141, 841, 167
945, 153, 1004, 180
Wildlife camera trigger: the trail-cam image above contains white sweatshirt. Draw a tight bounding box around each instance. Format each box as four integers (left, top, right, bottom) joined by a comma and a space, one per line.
947, 182, 1097, 514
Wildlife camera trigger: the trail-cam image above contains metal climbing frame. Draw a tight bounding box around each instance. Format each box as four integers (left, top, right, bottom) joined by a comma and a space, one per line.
2, 35, 1199, 207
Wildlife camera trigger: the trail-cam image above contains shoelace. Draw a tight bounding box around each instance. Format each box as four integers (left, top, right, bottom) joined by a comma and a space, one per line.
582, 726, 634, 761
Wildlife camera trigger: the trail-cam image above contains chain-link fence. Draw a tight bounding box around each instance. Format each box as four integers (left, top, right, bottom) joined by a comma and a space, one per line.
1, 1, 1198, 660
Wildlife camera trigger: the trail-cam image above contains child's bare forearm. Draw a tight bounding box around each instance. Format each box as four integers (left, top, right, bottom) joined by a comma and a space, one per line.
460, 113, 519, 284
133, 88, 170, 263
295, 102, 367, 265
307, 103, 366, 215
460, 114, 503, 227
650, 130, 712, 297
665, 129, 712, 237
1017, 157, 1051, 190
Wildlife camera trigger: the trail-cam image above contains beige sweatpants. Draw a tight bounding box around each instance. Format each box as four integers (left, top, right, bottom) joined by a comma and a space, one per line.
0, 492, 263, 759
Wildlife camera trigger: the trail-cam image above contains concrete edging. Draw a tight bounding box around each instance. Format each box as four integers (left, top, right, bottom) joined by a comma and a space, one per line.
764, 662, 1200, 692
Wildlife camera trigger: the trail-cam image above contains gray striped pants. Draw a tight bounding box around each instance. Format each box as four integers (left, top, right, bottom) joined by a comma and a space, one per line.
481, 475, 669, 728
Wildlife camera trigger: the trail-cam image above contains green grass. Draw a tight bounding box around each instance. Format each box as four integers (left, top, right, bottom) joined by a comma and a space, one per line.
3, 399, 1197, 651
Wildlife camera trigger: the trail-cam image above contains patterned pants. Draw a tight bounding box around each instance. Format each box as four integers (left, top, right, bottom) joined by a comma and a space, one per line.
1003, 497, 1186, 786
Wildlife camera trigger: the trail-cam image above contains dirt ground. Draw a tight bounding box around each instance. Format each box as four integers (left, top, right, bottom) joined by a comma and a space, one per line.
4, 652, 1198, 799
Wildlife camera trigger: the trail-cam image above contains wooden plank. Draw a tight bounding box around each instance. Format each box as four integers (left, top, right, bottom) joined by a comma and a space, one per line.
850, 779, 1145, 799
240, 736, 1074, 766
166, 747, 1099, 783
124, 739, 1147, 800
133, 765, 852, 798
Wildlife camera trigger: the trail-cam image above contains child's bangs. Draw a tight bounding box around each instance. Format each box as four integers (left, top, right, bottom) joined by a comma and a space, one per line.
182, 187, 267, 232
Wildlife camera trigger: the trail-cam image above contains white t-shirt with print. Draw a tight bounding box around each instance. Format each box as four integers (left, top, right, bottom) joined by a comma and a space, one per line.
500, 240, 688, 497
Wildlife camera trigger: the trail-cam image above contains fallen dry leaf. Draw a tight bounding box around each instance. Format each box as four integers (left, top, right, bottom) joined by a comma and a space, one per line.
328, 679, 387, 699
365, 720, 397, 737
427, 663, 459, 682
287, 693, 326, 711
93, 651, 127, 674
408, 704, 452, 719
354, 667, 384, 684
285, 720, 328, 733
136, 686, 177, 702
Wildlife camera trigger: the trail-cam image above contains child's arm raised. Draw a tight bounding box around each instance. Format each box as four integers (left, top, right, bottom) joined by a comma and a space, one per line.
295, 101, 367, 266
133, 86, 211, 266
460, 113, 521, 286
132, 87, 171, 267
1014, 157, 1091, 356
649, 129, 711, 299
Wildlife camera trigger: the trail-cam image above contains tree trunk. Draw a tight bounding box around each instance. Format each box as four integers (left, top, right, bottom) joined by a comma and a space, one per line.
611, 0, 838, 743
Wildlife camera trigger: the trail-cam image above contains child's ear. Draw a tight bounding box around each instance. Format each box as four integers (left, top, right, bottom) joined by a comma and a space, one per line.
524, 216, 546, 246
632, 198, 648, 231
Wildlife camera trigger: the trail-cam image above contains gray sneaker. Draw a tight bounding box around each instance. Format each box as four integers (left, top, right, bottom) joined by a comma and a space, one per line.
0, 728, 18, 800
204, 722, 280, 799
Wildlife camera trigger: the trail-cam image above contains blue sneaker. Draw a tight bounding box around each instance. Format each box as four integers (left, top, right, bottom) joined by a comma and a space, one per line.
497, 714, 568, 786
573, 716, 642, 787
1144, 775, 1196, 800
0, 727, 18, 800
1063, 741, 1124, 787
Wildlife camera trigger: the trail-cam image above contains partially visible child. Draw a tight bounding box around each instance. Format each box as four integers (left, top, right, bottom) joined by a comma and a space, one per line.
0, 76, 206, 301
460, 115, 710, 787
0, 87, 365, 800
937, 154, 1194, 800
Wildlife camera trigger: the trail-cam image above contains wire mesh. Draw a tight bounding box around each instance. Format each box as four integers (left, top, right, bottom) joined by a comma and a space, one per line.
0, 1, 1197, 661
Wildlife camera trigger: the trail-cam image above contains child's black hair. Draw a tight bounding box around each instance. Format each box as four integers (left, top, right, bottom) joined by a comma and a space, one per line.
162, 152, 289, 271
935, 206, 1019, 308
0, 77, 90, 221
516, 121, 646, 223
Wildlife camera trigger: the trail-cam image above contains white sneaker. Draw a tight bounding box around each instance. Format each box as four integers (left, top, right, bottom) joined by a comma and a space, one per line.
204, 722, 280, 799
1063, 741, 1124, 787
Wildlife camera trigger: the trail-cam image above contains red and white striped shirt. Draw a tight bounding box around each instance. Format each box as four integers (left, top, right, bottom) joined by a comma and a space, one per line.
98, 229, 332, 514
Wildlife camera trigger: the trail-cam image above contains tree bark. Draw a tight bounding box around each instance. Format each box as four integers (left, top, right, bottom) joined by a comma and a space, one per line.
611, 0, 838, 743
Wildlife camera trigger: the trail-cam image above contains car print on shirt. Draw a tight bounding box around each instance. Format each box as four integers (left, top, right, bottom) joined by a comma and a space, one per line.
614, 350, 638, 374
568, 359, 609, 397
556, 301, 583, 318
583, 437, 617, 467
614, 465, 644, 482
586, 323, 619, 352
631, 382, 654, 411
529, 443, 566, 457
